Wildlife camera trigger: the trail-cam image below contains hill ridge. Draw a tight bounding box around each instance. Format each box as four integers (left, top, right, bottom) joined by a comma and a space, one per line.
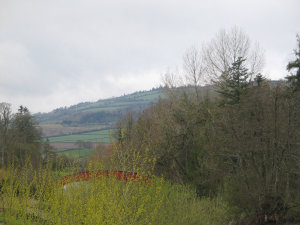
35, 87, 165, 126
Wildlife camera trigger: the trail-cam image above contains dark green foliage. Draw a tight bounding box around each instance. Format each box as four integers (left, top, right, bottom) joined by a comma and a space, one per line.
217, 57, 250, 105
0, 103, 11, 167
115, 80, 300, 224
79, 111, 122, 125
12, 106, 42, 144
115, 87, 221, 196
0, 105, 44, 168
286, 35, 300, 91
254, 73, 266, 86
219, 84, 300, 223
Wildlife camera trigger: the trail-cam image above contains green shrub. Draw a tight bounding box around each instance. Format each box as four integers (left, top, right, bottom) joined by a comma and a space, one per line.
0, 162, 230, 225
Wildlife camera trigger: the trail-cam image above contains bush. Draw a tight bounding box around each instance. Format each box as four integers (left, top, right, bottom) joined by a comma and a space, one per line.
0, 161, 230, 225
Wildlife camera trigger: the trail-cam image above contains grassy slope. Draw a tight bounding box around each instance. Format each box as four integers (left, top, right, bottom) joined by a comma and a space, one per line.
40, 124, 106, 137
35, 88, 165, 125
48, 129, 114, 143
47, 128, 114, 158
56, 148, 94, 158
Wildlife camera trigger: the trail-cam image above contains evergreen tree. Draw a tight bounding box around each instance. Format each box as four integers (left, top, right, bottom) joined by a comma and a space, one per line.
286, 35, 300, 91
11, 106, 42, 167
254, 73, 266, 86
217, 57, 250, 105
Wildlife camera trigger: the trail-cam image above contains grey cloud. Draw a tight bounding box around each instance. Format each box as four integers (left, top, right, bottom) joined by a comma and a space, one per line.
0, 0, 299, 112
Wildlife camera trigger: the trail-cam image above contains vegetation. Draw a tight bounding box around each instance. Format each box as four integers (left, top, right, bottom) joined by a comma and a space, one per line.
34, 89, 165, 155
114, 32, 300, 224
39, 124, 105, 137
1, 28, 299, 224
35, 88, 165, 126
286, 34, 300, 91
56, 148, 94, 158
217, 57, 249, 105
0, 105, 45, 168
0, 153, 229, 225
47, 129, 113, 144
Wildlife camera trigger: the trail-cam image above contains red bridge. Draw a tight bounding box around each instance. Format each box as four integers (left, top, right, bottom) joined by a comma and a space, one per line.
60, 171, 151, 186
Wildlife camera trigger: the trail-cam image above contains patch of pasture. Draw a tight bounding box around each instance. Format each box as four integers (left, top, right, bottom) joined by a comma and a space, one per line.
48, 129, 115, 144
55, 148, 94, 158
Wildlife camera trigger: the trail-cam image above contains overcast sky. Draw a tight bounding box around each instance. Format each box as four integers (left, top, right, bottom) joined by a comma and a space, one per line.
0, 0, 299, 113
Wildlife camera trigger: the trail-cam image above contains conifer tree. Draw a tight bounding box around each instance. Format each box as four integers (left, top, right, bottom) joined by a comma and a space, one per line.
217, 57, 250, 105
11, 105, 42, 166
254, 73, 266, 86
286, 35, 300, 91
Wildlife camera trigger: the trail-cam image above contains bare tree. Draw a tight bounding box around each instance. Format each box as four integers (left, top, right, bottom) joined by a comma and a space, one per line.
183, 46, 205, 99
162, 69, 180, 89
203, 27, 264, 83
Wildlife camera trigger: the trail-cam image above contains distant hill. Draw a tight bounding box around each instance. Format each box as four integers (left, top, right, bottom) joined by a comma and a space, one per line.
35, 88, 165, 127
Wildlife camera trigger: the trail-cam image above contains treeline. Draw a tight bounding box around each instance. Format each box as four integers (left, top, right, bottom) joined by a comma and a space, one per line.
115, 30, 300, 224
0, 105, 49, 168
78, 110, 124, 125
78, 104, 153, 125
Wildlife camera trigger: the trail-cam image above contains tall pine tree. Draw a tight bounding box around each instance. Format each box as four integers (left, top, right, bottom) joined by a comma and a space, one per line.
217, 57, 250, 105
286, 35, 300, 91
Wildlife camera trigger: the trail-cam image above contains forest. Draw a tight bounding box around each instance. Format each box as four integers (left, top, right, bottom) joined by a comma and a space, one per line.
0, 28, 299, 225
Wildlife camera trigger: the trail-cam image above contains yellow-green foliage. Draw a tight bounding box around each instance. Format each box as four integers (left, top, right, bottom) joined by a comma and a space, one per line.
0, 158, 230, 225
155, 183, 230, 225
0, 166, 229, 225
0, 168, 6, 180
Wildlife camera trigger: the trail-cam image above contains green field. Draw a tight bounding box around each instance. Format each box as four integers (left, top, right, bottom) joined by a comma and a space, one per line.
56, 148, 94, 158
48, 129, 115, 143
40, 124, 105, 137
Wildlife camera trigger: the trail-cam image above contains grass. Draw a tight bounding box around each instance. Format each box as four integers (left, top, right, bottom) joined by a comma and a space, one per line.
40, 124, 107, 137
55, 148, 94, 158
47, 128, 115, 159
83, 106, 126, 113
48, 129, 114, 143
81, 101, 156, 113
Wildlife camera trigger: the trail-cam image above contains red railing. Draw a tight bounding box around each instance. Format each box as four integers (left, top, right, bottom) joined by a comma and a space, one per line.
60, 171, 150, 186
